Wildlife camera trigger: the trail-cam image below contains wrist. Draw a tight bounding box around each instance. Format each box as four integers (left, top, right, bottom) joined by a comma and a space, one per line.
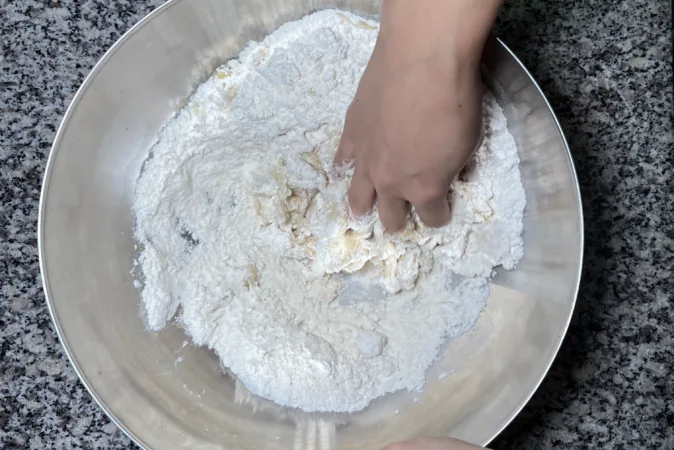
379, 0, 503, 69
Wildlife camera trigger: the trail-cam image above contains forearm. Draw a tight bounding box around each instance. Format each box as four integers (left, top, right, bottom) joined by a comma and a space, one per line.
379, 0, 504, 68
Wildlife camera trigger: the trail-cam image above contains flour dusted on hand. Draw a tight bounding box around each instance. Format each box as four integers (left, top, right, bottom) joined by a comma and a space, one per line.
133, 10, 525, 413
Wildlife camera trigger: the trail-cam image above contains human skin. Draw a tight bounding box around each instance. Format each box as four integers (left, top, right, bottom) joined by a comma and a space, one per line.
335, 0, 504, 232
337, 1, 504, 447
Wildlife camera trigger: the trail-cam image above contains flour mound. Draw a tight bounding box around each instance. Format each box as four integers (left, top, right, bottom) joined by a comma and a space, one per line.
133, 10, 526, 413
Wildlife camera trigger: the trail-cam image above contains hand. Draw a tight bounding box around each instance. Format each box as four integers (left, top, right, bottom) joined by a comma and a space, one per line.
382, 437, 487, 450
335, 0, 502, 232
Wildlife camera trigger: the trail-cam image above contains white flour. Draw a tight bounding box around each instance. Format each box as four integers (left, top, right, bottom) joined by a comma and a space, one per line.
133, 10, 525, 413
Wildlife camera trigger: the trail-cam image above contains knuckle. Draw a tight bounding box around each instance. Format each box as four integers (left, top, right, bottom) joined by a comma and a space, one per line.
408, 181, 446, 207
370, 165, 398, 192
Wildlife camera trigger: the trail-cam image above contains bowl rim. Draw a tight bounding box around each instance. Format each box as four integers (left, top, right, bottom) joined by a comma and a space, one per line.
38, 0, 584, 447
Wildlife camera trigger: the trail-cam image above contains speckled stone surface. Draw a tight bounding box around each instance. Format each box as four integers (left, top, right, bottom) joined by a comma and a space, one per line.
0, 0, 671, 448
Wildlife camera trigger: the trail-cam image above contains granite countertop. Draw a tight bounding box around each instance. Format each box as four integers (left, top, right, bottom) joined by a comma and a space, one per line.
1, 0, 672, 448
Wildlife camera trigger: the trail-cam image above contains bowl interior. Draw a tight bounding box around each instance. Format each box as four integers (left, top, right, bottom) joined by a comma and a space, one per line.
39, 0, 583, 448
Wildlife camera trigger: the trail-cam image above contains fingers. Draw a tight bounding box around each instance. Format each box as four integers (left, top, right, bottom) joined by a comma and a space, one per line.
377, 194, 409, 233
347, 164, 376, 218
334, 135, 355, 168
334, 108, 357, 168
348, 164, 451, 230
414, 194, 451, 228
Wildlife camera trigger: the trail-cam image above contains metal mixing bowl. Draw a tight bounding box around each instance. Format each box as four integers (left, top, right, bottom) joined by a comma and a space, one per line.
38, 0, 583, 448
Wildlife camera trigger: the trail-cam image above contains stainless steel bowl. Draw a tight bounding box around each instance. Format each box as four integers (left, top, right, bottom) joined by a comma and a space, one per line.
38, 0, 583, 448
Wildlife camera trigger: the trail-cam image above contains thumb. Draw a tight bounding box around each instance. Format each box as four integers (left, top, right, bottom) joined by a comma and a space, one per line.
334, 107, 357, 169
334, 135, 355, 168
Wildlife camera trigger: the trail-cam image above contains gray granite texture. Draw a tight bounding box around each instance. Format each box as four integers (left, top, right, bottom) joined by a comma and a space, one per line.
0, 0, 672, 448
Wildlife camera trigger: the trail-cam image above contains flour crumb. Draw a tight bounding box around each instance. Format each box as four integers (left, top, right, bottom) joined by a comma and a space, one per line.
438, 370, 455, 380
133, 10, 525, 413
